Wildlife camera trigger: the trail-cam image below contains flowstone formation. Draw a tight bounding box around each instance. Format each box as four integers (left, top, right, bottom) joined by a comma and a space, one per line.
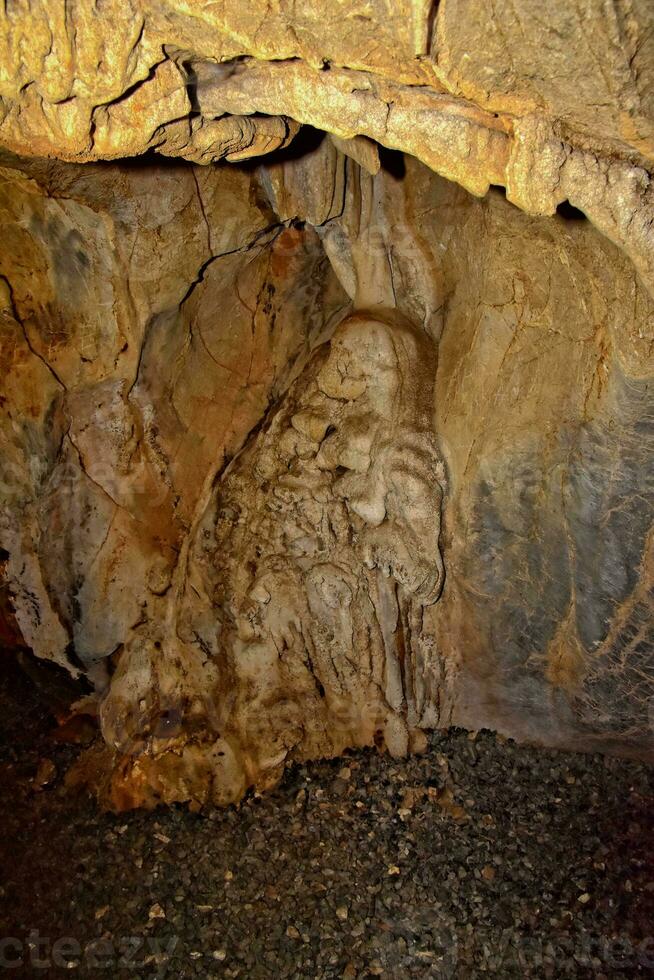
99, 311, 445, 807
0, 1, 653, 807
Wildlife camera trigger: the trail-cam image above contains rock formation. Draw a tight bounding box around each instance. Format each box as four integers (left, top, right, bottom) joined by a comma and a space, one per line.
0, 1, 653, 807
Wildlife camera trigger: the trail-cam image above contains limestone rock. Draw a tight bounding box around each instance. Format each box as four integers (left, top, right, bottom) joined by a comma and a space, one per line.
98, 310, 445, 806
0, 150, 350, 680
0, 2, 653, 808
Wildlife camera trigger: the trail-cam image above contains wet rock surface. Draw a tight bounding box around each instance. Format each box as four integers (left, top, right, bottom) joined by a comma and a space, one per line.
1, 663, 653, 978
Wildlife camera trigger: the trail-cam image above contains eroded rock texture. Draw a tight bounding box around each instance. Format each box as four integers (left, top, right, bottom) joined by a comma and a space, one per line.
98, 310, 445, 806
0, 2, 653, 806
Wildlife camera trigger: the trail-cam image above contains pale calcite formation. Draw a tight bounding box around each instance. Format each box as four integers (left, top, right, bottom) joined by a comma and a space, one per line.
0, 2, 653, 807
99, 310, 445, 806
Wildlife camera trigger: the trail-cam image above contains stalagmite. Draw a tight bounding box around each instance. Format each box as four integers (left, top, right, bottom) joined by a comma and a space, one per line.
0, 1, 653, 808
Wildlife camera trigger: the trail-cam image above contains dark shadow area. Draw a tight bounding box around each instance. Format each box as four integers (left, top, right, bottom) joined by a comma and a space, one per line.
378, 146, 406, 180
101, 148, 192, 172
181, 59, 200, 114
249, 124, 327, 170
2, 647, 89, 712
556, 199, 587, 221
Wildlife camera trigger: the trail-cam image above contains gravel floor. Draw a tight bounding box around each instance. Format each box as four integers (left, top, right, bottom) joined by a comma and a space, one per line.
1, 660, 653, 978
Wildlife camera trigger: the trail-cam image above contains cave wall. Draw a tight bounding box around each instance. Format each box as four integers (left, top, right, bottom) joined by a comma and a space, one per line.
423, 167, 654, 757
2, 142, 653, 807
0, 150, 350, 679
1, 1, 654, 808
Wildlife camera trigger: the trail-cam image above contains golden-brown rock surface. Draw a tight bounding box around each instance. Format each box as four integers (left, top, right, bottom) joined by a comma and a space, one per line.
0, 3, 653, 807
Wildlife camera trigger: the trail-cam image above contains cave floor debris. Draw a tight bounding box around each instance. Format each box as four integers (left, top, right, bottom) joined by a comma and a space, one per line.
1, 661, 653, 978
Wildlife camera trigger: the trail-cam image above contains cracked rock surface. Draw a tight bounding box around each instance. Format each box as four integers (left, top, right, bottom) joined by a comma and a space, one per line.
1, 3, 654, 807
